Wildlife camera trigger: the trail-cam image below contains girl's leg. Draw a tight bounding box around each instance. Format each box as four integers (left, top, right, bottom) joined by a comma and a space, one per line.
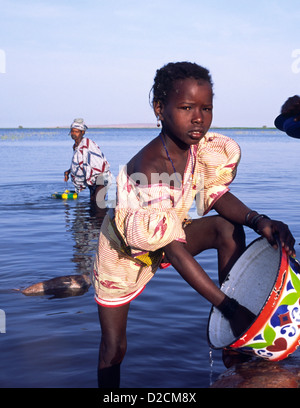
97, 303, 130, 388
183, 215, 246, 284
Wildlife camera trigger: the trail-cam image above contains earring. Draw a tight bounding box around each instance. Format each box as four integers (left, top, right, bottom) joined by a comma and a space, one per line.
156, 116, 161, 127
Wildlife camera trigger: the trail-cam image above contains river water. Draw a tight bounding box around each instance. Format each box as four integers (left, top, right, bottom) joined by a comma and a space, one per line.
0, 127, 299, 388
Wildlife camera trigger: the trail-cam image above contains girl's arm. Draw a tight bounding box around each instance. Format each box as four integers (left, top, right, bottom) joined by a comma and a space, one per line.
164, 239, 255, 337
213, 192, 295, 256
164, 240, 225, 307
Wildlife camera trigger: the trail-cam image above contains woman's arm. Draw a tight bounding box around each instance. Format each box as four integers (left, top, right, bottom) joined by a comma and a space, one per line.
64, 169, 70, 182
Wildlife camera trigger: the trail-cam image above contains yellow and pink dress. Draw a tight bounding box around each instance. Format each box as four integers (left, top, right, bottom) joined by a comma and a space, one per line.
92, 132, 241, 307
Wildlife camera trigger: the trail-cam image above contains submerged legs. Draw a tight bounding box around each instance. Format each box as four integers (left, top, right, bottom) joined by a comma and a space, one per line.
97, 303, 130, 388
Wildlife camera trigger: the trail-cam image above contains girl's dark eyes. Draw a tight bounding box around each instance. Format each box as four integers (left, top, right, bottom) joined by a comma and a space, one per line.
179, 106, 212, 111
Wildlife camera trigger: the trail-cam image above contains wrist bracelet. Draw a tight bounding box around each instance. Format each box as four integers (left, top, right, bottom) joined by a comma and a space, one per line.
245, 211, 270, 233
216, 297, 239, 320
245, 210, 258, 226
252, 214, 271, 233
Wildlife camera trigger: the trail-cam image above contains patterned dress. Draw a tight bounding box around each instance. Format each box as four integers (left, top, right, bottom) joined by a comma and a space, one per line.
70, 137, 111, 193
92, 132, 241, 307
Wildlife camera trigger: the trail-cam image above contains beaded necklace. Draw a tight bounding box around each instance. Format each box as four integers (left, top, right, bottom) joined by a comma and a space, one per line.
159, 132, 195, 186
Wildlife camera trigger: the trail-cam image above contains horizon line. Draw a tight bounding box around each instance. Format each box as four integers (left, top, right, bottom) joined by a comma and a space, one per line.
0, 123, 277, 130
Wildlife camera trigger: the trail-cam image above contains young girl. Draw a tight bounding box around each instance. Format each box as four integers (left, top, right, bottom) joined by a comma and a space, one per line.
92, 62, 295, 387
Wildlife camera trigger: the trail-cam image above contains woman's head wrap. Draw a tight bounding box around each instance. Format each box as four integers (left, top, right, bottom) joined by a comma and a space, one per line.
70, 118, 88, 132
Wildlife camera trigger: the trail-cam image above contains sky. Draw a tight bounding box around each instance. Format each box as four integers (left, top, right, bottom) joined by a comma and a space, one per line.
0, 0, 299, 128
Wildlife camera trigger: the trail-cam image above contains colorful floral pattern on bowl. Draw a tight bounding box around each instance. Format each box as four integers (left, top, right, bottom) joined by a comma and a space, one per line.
207, 237, 300, 361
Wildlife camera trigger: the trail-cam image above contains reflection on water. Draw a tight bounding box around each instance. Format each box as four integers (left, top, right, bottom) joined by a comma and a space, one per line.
21, 200, 107, 299
64, 201, 107, 275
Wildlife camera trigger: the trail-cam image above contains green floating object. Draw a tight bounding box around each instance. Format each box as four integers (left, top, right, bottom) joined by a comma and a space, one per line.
51, 190, 78, 200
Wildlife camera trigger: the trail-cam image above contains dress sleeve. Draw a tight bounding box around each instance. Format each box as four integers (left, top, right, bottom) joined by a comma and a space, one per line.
71, 138, 111, 193
121, 207, 186, 252
115, 180, 187, 252
70, 155, 86, 193
81, 139, 110, 187
197, 133, 241, 214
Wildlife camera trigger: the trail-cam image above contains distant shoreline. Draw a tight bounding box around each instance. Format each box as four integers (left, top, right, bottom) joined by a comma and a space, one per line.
1, 124, 277, 130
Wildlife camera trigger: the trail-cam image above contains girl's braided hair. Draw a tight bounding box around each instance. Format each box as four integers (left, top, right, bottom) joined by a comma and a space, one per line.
150, 61, 213, 107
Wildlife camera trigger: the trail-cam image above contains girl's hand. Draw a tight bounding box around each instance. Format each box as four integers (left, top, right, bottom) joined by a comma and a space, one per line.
229, 304, 256, 338
216, 296, 256, 338
256, 218, 295, 257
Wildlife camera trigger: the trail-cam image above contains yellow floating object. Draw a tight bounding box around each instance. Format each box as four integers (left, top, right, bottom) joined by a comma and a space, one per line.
51, 190, 78, 200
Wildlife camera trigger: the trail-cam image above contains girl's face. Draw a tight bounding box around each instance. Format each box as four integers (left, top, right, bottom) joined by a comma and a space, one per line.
155, 78, 213, 147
